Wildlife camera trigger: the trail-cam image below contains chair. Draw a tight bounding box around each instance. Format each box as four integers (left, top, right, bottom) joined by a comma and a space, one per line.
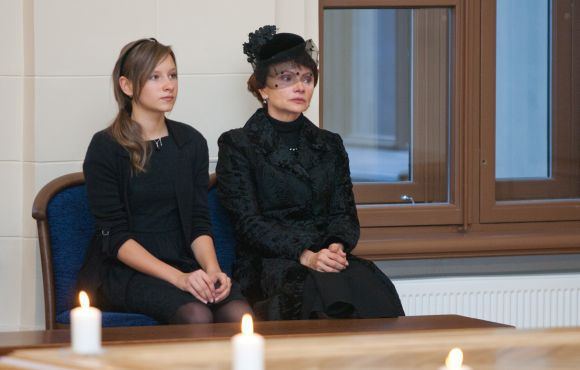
207, 174, 236, 278
32, 172, 236, 329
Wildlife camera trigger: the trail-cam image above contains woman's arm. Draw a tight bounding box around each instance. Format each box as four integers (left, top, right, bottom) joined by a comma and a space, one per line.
117, 239, 216, 303
191, 235, 221, 273
322, 134, 360, 253
297, 135, 356, 272
83, 132, 134, 258
189, 135, 213, 245
188, 134, 231, 302
190, 235, 231, 303
117, 239, 182, 287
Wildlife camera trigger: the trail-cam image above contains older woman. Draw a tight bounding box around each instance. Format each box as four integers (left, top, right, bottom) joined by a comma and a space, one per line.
216, 26, 405, 320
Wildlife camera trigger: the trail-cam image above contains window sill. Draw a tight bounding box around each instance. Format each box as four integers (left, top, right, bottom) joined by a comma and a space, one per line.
355, 225, 580, 260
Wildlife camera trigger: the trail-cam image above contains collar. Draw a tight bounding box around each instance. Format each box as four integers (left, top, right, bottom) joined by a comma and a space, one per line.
165, 119, 194, 148
243, 108, 329, 154
115, 118, 194, 157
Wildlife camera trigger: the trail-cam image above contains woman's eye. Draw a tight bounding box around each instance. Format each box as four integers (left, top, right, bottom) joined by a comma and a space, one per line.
149, 74, 159, 80
303, 75, 314, 84
169, 73, 178, 79
280, 74, 293, 82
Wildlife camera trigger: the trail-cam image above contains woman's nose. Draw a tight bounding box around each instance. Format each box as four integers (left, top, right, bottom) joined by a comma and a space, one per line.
163, 78, 176, 90
294, 80, 305, 92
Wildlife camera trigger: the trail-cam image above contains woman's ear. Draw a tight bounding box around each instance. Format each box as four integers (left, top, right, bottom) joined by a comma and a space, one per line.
258, 88, 268, 101
119, 76, 133, 98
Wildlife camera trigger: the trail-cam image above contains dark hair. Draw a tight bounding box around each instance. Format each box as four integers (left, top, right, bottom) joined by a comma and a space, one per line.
243, 27, 319, 106
107, 38, 176, 173
247, 47, 319, 107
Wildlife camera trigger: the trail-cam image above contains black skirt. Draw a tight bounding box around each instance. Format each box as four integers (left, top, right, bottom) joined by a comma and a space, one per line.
253, 255, 404, 320
99, 229, 245, 323
301, 258, 404, 319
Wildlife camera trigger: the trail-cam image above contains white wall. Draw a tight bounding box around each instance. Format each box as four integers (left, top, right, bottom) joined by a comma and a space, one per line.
0, 0, 320, 331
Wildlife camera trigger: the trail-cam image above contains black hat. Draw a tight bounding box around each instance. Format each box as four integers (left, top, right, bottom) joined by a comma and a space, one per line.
243, 25, 318, 70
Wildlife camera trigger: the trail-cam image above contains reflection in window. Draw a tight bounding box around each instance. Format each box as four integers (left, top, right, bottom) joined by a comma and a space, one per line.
324, 9, 411, 183
495, 0, 551, 180
323, 8, 452, 204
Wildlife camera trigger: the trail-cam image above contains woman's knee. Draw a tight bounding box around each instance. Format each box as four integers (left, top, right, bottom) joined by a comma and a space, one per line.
214, 300, 253, 323
170, 302, 213, 324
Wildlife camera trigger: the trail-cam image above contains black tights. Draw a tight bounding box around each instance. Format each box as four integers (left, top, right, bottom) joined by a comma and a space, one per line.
169, 300, 252, 324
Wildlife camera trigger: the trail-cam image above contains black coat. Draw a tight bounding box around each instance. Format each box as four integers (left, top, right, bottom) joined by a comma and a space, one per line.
77, 119, 212, 304
216, 109, 363, 319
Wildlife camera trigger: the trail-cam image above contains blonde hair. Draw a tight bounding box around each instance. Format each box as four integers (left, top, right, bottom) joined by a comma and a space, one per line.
108, 38, 176, 173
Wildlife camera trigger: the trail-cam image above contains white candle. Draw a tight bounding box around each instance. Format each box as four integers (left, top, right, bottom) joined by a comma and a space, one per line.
438, 348, 472, 370
71, 291, 102, 355
231, 314, 264, 370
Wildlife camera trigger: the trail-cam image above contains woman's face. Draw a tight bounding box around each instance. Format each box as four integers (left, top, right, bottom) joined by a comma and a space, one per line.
123, 55, 178, 116
259, 62, 315, 121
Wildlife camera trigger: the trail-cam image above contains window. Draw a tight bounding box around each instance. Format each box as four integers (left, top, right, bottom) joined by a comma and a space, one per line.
320, 0, 580, 258
481, 0, 580, 222
324, 8, 452, 207
322, 2, 462, 227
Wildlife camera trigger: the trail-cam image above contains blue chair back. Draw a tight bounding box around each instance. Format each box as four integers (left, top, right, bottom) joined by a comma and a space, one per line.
208, 186, 237, 277
33, 173, 158, 328
33, 172, 237, 328
46, 185, 95, 315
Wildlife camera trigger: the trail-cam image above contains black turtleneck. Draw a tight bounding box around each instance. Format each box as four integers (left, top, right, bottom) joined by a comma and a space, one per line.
267, 113, 304, 152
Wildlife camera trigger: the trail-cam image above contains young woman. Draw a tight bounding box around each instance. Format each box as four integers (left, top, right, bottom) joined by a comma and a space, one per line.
77, 38, 251, 324
216, 26, 405, 320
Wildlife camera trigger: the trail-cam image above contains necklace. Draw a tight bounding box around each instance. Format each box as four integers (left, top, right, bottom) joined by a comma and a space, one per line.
153, 137, 163, 151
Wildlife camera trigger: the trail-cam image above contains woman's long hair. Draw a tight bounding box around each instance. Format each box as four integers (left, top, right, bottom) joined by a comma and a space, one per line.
108, 38, 176, 173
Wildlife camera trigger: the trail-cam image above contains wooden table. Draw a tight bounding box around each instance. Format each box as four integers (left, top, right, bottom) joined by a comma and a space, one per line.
3, 325, 580, 369
0, 315, 508, 356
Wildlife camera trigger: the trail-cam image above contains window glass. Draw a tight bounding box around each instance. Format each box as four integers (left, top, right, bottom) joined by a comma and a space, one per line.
493, 0, 580, 202
323, 8, 452, 204
495, 0, 551, 180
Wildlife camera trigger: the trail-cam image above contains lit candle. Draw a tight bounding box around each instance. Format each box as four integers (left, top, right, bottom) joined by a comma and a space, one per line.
231, 314, 264, 370
439, 348, 472, 370
71, 291, 102, 355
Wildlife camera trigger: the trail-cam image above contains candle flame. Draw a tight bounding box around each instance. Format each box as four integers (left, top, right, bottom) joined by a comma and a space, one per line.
241, 314, 254, 335
79, 291, 90, 308
445, 347, 464, 369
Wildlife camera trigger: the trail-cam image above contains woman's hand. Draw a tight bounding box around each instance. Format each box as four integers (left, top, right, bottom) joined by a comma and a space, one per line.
207, 270, 232, 303
328, 242, 347, 258
300, 247, 348, 273
175, 269, 216, 304
189, 235, 231, 303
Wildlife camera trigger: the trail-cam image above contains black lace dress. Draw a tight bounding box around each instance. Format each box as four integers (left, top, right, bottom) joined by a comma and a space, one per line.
98, 135, 244, 323
267, 114, 404, 319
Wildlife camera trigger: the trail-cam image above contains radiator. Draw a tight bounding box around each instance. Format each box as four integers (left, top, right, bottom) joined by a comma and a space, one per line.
392, 273, 580, 328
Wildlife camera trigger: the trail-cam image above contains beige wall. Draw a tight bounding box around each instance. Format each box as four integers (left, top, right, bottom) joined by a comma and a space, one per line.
0, 0, 320, 331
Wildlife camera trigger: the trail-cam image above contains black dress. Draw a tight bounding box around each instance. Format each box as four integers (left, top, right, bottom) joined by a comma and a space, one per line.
98, 135, 244, 323
217, 109, 405, 320
268, 114, 402, 319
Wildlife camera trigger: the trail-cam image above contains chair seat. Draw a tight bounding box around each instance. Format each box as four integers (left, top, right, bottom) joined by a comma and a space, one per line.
57, 310, 159, 327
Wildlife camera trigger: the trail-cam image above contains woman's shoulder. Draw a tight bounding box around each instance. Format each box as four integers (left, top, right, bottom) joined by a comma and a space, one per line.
303, 118, 345, 149
87, 128, 120, 154
84, 128, 125, 167
317, 127, 343, 142
218, 127, 247, 147
166, 119, 207, 145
